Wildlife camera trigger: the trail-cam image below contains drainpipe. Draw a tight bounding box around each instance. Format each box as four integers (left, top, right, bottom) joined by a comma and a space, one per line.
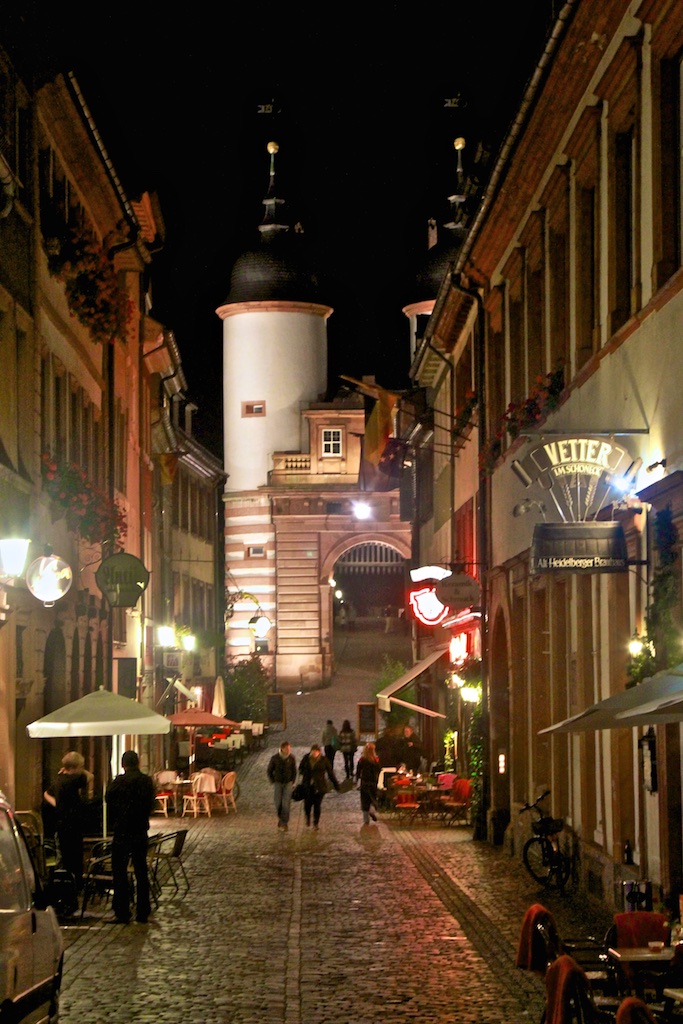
425, 338, 457, 573
450, 274, 489, 842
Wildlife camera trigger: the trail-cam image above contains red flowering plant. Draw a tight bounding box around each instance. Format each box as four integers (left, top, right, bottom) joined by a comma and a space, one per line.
479, 365, 565, 475
41, 452, 127, 546
46, 215, 133, 345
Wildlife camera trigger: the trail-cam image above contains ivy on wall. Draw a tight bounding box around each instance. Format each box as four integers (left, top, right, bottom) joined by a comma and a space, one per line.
627, 505, 680, 687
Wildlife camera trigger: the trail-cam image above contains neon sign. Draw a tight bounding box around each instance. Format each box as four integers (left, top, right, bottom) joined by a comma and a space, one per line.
409, 586, 450, 626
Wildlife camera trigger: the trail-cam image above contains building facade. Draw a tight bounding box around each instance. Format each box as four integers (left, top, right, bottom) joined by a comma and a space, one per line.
0, 45, 225, 808
407, 0, 683, 911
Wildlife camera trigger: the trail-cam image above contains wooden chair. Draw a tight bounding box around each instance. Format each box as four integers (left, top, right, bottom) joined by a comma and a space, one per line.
148, 829, 190, 895
615, 997, 658, 1023
153, 770, 176, 817
517, 903, 620, 1016
214, 771, 238, 813
80, 840, 134, 919
544, 954, 607, 1024
182, 773, 212, 817
392, 782, 421, 825
609, 911, 671, 1000
442, 777, 473, 826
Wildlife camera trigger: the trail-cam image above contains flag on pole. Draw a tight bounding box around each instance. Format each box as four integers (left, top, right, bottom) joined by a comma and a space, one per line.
156, 452, 179, 486
341, 379, 399, 492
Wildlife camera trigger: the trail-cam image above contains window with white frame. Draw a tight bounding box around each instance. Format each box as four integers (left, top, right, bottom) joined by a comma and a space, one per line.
321, 428, 342, 457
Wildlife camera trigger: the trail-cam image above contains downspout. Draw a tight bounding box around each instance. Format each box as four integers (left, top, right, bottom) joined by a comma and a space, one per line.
450, 275, 488, 842
425, 338, 457, 573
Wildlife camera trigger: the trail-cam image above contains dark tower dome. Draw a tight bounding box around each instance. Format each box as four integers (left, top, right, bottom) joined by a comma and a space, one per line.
411, 222, 464, 304
222, 141, 325, 305
408, 138, 478, 305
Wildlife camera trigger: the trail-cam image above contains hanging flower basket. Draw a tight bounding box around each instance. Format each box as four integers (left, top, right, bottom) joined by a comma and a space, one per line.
41, 452, 127, 546
45, 214, 133, 345
479, 365, 565, 474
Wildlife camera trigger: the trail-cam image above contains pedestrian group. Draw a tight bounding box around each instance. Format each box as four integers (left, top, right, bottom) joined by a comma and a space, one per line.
266, 717, 415, 830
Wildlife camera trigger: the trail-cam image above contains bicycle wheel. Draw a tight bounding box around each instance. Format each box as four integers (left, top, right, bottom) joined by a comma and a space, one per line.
523, 835, 553, 885
551, 850, 571, 892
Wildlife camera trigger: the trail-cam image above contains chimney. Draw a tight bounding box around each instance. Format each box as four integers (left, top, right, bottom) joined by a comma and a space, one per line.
185, 402, 198, 436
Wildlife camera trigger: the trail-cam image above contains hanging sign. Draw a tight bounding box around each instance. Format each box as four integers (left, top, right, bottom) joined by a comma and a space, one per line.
512, 436, 634, 575
435, 573, 480, 611
96, 552, 150, 607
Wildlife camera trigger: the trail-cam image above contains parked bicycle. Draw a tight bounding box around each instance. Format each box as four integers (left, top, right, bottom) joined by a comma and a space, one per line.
519, 789, 571, 893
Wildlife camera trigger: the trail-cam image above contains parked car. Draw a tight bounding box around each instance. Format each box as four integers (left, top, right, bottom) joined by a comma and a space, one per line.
0, 788, 64, 1024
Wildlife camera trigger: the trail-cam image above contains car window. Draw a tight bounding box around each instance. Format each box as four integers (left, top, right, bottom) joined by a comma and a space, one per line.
0, 809, 30, 910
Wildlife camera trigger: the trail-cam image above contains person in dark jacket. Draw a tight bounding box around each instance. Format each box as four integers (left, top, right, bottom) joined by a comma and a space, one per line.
298, 743, 339, 830
356, 741, 381, 825
321, 720, 339, 770
267, 740, 297, 831
105, 750, 156, 924
338, 719, 358, 779
43, 750, 94, 897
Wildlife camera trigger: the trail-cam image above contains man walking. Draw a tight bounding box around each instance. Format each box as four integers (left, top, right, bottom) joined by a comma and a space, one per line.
267, 740, 297, 831
321, 719, 339, 770
105, 750, 156, 924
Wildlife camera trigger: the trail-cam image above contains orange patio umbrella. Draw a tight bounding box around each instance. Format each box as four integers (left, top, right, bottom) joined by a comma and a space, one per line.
167, 708, 240, 767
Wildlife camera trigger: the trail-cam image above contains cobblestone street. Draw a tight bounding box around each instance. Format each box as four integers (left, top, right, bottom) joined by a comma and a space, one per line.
57, 625, 612, 1024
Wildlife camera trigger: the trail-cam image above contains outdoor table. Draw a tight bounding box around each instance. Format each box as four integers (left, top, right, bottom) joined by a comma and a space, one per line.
607, 945, 674, 1000
168, 779, 193, 816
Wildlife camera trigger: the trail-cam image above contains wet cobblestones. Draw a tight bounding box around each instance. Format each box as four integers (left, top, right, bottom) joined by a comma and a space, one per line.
58, 628, 613, 1023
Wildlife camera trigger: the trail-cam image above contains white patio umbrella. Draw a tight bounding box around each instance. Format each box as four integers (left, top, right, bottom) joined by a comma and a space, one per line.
211, 675, 227, 718
27, 687, 171, 835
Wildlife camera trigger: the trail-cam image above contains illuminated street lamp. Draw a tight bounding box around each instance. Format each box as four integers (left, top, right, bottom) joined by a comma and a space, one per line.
157, 625, 176, 648
0, 538, 30, 578
249, 613, 272, 639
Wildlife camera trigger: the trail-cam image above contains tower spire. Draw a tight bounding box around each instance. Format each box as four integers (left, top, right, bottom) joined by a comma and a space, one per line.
259, 141, 288, 238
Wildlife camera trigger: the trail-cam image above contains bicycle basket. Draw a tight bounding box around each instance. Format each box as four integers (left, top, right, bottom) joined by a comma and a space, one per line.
533, 815, 564, 836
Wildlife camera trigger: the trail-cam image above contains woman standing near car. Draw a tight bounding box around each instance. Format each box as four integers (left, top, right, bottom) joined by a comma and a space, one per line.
298, 744, 339, 830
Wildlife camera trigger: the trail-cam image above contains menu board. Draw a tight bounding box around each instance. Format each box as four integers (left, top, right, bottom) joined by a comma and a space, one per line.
357, 702, 377, 737
266, 692, 286, 727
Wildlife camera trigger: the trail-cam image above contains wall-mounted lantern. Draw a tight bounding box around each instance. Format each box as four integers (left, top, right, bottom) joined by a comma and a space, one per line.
25, 553, 73, 607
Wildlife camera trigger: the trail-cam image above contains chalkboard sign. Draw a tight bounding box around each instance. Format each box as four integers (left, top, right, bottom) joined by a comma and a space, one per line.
266, 692, 286, 728
357, 702, 377, 737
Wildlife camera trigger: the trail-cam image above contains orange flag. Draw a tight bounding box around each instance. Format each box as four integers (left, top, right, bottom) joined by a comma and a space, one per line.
157, 452, 179, 486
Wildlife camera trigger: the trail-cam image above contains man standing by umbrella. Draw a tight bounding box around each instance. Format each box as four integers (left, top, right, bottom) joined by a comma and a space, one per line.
105, 750, 156, 924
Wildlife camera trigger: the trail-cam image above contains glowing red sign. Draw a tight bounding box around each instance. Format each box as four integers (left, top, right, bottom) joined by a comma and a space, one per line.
409, 586, 450, 626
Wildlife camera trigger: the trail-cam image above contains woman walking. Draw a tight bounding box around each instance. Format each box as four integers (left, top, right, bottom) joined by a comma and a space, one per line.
298, 743, 339, 830
338, 719, 358, 779
356, 742, 380, 826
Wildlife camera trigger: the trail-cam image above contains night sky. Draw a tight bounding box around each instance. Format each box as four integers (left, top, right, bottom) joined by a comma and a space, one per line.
5, 2, 557, 458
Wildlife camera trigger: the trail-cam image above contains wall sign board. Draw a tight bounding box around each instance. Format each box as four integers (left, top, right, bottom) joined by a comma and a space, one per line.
530, 522, 628, 574
266, 692, 286, 728
358, 702, 377, 737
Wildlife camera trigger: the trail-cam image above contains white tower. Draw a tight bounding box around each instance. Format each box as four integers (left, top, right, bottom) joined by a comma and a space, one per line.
215, 142, 333, 662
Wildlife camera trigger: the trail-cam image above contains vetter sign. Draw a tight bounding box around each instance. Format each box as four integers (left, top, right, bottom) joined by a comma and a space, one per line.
511, 435, 633, 575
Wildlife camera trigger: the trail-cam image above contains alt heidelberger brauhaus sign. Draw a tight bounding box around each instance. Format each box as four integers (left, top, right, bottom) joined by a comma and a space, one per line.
511, 436, 632, 575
